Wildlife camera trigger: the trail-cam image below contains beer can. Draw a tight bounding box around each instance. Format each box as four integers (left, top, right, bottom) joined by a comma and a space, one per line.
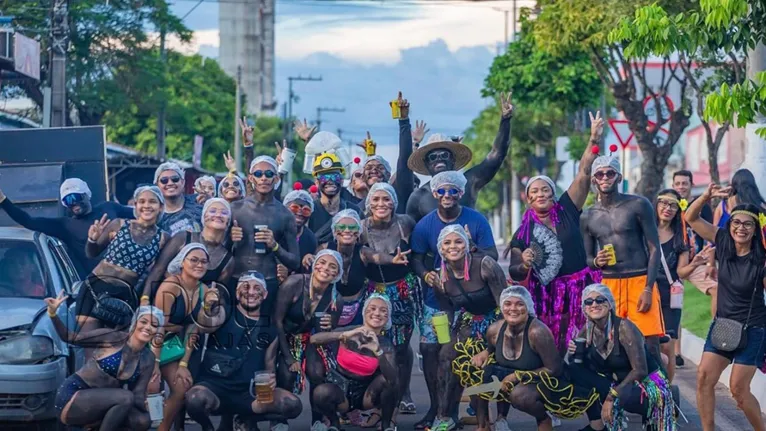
390, 99, 401, 119
364, 138, 376, 156
603, 244, 617, 266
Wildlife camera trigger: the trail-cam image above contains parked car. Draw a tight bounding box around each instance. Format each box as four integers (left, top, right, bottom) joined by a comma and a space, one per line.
0, 227, 80, 430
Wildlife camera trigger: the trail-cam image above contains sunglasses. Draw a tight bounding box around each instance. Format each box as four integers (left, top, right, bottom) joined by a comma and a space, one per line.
436, 188, 460, 196
583, 296, 609, 306
62, 193, 86, 207
353, 171, 364, 179
159, 176, 181, 185
318, 173, 343, 183
288, 204, 313, 217
593, 170, 617, 180
334, 223, 360, 232
731, 219, 756, 230
427, 151, 452, 162
252, 170, 275, 179
206, 208, 230, 217
186, 256, 210, 267
364, 164, 386, 173
222, 181, 240, 189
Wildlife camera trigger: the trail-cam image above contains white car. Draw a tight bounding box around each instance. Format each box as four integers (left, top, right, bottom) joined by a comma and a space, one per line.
0, 227, 80, 430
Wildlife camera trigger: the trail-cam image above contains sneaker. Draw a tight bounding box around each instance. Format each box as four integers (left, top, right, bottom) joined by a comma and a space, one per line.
494, 418, 512, 431
311, 421, 329, 431
271, 424, 289, 431
675, 355, 685, 367
432, 417, 457, 431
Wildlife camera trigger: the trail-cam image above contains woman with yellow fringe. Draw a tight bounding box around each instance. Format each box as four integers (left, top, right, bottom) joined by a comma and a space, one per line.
427, 225, 506, 431
458, 286, 599, 431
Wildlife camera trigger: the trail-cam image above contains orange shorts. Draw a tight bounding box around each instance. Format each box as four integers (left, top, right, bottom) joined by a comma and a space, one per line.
602, 275, 665, 337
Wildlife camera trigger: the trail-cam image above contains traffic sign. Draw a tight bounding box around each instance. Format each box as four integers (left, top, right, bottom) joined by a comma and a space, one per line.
643, 95, 674, 130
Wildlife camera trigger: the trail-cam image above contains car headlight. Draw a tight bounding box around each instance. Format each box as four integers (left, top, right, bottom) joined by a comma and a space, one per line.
0, 335, 54, 365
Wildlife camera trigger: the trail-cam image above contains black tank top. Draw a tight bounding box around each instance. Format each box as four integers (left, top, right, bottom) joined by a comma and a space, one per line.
364, 219, 411, 283
284, 274, 335, 334
329, 241, 367, 297
585, 316, 660, 382
444, 254, 497, 315
185, 231, 232, 284
495, 318, 544, 371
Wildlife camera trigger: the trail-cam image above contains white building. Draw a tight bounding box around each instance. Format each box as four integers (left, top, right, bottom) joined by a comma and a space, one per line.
218, 0, 276, 115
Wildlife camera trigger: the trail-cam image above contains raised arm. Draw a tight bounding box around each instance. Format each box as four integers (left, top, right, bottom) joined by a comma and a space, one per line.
528, 320, 563, 377
274, 275, 303, 366
685, 184, 721, 243
0, 193, 67, 238
465, 93, 513, 194
394, 95, 415, 213
638, 197, 661, 295
142, 233, 186, 302
568, 111, 603, 210
85, 217, 122, 258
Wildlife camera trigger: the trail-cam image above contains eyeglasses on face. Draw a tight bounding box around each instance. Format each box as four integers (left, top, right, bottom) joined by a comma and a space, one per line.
318, 173, 342, 183
731, 219, 756, 230
159, 176, 181, 185
583, 296, 609, 306
657, 200, 679, 211
206, 208, 230, 217
436, 188, 460, 196
427, 151, 452, 162
288, 204, 312, 217
593, 170, 617, 180
186, 256, 210, 267
334, 223, 360, 232
252, 170, 275, 179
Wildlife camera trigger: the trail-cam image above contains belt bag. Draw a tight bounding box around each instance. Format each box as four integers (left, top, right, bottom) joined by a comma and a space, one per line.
90, 288, 133, 328
710, 279, 758, 352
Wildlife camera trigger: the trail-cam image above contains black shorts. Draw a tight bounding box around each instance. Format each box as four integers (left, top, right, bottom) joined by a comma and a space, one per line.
196, 379, 255, 416
661, 307, 682, 339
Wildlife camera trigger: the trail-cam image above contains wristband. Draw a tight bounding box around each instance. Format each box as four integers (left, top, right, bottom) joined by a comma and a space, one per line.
374, 349, 383, 357
272, 243, 279, 252
87, 238, 97, 243
609, 387, 619, 399
593, 257, 602, 268
48, 311, 57, 318
179, 361, 188, 368
155, 358, 161, 363
141, 295, 150, 302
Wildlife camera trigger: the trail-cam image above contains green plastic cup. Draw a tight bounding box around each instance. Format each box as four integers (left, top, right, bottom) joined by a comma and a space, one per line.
432, 312, 451, 344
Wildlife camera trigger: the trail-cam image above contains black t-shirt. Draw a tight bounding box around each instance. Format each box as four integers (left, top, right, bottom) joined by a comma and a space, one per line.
158, 195, 202, 236
510, 192, 586, 277
657, 239, 688, 307
715, 229, 766, 326
308, 199, 363, 245
197, 310, 277, 390
0, 199, 135, 277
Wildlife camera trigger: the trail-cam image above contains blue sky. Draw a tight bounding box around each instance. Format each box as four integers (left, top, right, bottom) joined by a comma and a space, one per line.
169, 0, 531, 168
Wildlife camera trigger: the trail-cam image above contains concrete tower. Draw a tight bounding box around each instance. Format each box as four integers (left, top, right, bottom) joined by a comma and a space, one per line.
218, 0, 276, 115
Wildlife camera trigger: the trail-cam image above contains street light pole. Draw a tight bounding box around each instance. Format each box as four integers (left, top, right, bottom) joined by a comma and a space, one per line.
234, 65, 242, 173
316, 107, 346, 131
743, 42, 766, 196
287, 75, 322, 141
49, 0, 68, 128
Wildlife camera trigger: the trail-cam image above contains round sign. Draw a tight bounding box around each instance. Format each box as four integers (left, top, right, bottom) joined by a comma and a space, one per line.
643, 95, 674, 128
651, 126, 670, 147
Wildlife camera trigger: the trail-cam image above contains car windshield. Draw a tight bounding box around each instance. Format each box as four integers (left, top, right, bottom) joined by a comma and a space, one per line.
0, 241, 47, 298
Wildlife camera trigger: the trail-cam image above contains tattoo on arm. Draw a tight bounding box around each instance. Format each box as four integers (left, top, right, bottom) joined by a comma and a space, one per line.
528, 321, 563, 376
377, 340, 399, 384
616, 320, 648, 392
142, 234, 185, 299
481, 256, 507, 305
274, 276, 302, 365
275, 216, 301, 271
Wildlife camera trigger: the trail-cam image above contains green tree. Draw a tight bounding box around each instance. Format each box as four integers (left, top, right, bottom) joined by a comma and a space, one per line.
610, 0, 766, 183
1, 0, 189, 126
532, 0, 696, 198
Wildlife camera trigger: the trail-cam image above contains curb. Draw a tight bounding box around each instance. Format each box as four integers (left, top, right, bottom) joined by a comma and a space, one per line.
680, 327, 766, 414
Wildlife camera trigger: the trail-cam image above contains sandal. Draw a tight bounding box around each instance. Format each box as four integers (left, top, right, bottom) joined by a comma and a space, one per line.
399, 400, 417, 414
414, 416, 434, 430
360, 411, 381, 428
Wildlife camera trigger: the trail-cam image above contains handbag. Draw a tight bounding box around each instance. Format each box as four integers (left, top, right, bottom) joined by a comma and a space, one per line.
659, 247, 684, 310
160, 334, 186, 366
89, 287, 133, 328
710, 281, 758, 352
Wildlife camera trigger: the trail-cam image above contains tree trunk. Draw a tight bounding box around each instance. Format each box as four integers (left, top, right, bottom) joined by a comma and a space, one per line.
610, 81, 690, 198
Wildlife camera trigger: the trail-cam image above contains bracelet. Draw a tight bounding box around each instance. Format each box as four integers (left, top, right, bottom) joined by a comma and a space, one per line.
272, 243, 279, 252
48, 311, 57, 318
374, 349, 383, 357
593, 257, 602, 268
87, 238, 97, 243
141, 295, 150, 302
609, 387, 619, 399
179, 361, 189, 368
155, 358, 161, 363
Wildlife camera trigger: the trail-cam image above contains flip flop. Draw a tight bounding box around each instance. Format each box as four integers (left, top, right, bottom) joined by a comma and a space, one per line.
399, 400, 417, 414
360, 411, 381, 428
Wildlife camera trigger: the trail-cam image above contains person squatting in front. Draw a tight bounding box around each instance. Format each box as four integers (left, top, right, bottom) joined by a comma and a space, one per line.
567, 284, 676, 431
49, 294, 164, 431
184, 271, 302, 431
75, 185, 169, 338
430, 225, 506, 431
274, 249, 344, 426
507, 111, 604, 353
310, 294, 400, 431
149, 243, 227, 431
581, 152, 665, 359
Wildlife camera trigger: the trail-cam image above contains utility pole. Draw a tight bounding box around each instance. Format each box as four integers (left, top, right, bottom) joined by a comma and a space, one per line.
233, 65, 243, 173
49, 0, 68, 128
316, 107, 346, 131
156, 20, 167, 158
287, 75, 322, 142
744, 42, 766, 196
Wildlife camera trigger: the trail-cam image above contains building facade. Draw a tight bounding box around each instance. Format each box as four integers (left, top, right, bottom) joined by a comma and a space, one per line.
218, 0, 276, 115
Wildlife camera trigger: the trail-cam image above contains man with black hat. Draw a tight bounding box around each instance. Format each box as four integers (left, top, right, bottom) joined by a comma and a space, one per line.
405, 93, 513, 222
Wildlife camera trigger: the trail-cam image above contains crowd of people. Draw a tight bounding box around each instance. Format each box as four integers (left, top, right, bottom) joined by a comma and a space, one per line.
1, 91, 766, 431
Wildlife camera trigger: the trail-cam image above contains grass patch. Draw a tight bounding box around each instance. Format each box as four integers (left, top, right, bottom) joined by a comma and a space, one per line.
680, 281, 713, 338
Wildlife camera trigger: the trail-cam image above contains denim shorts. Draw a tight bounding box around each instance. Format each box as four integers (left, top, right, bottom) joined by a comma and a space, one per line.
703, 321, 766, 366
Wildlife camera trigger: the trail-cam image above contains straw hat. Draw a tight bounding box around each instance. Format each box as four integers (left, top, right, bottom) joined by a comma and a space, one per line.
407, 133, 473, 176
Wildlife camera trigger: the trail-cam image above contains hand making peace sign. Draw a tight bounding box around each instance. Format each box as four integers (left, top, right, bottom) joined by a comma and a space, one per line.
88, 214, 110, 242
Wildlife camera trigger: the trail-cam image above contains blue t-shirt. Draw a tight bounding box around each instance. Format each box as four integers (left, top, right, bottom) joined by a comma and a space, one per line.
411, 207, 496, 308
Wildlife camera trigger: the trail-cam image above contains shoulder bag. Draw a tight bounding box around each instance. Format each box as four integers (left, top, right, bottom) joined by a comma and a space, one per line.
659, 246, 685, 310
709, 281, 758, 352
